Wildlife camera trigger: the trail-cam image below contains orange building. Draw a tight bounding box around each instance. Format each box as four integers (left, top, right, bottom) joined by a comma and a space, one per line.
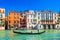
8, 11, 20, 29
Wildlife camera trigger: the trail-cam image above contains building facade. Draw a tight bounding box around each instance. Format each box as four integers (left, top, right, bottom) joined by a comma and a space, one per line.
20, 13, 27, 29
57, 12, 60, 29
37, 10, 58, 29
0, 8, 5, 30
8, 11, 20, 29
6, 10, 59, 30
5, 16, 9, 29
25, 10, 38, 29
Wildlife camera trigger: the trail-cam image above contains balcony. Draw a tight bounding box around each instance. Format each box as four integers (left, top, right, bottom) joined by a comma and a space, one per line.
57, 13, 60, 17
41, 20, 53, 22
58, 14, 60, 16
57, 18, 60, 22
0, 18, 4, 20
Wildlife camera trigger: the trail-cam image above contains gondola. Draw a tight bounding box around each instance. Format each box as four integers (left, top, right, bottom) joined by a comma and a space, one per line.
13, 30, 45, 34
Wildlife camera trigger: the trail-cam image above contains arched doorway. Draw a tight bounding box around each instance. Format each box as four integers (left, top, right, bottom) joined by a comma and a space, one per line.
52, 25, 55, 29
48, 25, 50, 29
5, 21, 8, 30
43, 25, 46, 29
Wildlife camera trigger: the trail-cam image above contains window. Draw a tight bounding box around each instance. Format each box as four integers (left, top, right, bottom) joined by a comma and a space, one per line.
31, 15, 32, 17
17, 21, 19, 23
23, 23, 25, 24
24, 16, 26, 18
14, 21, 16, 23
55, 21, 56, 23
20, 18, 23, 22
50, 13, 53, 17
14, 17, 16, 19
33, 19, 37, 23
55, 17, 56, 19
17, 17, 19, 19
34, 15, 36, 18
9, 17, 10, 19
58, 14, 60, 16
0, 13, 2, 18
0, 20, 2, 24
17, 13, 19, 15
27, 15, 29, 17
14, 13, 16, 15
28, 19, 29, 22
3, 10, 4, 13
9, 21, 10, 23
50, 17, 52, 20
31, 19, 32, 23
0, 10, 1, 12
38, 13, 40, 15
38, 17, 40, 19
55, 14, 56, 16
9, 13, 10, 15
58, 18, 60, 22
21, 16, 23, 17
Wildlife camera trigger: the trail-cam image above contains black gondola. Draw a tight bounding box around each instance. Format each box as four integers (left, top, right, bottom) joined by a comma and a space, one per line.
13, 30, 45, 34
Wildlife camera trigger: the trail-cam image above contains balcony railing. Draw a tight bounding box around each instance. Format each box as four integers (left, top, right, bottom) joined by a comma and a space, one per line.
57, 20, 60, 22
41, 20, 53, 22
57, 18, 60, 22
57, 13, 60, 16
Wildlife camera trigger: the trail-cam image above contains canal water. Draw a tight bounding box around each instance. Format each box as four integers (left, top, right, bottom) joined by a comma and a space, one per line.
0, 29, 60, 40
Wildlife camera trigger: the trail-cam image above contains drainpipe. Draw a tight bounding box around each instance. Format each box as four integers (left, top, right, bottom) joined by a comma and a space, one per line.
59, 23, 60, 29
7, 16, 9, 30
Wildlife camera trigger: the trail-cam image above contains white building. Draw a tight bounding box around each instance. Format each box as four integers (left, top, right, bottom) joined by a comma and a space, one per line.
57, 12, 60, 29
0, 8, 5, 30
37, 10, 58, 29
25, 10, 38, 29
25, 10, 58, 29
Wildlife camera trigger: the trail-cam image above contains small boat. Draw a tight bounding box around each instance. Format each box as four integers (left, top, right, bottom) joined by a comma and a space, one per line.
13, 30, 45, 34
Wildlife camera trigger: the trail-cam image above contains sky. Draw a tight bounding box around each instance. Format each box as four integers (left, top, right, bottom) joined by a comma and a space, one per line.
0, 0, 60, 16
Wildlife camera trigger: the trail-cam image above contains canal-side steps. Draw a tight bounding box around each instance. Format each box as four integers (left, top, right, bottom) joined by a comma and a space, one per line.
13, 30, 45, 34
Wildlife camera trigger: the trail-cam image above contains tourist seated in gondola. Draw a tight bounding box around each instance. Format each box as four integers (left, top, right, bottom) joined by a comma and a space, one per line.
37, 29, 39, 33
31, 31, 33, 33
16, 27, 18, 30
37, 26, 40, 33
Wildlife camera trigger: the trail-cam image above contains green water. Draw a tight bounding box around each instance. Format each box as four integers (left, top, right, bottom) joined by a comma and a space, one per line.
0, 29, 60, 40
